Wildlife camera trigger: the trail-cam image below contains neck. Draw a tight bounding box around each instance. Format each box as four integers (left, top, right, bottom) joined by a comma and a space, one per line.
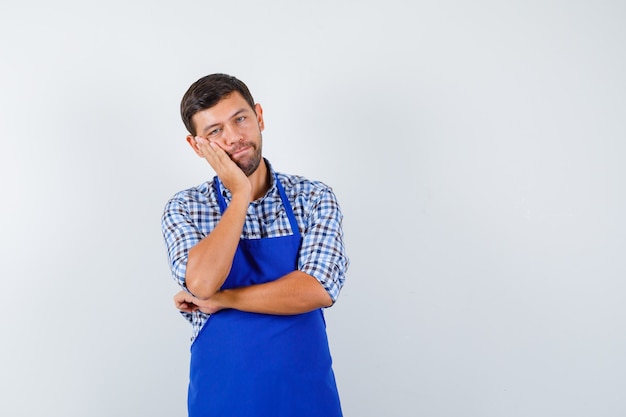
248, 159, 270, 201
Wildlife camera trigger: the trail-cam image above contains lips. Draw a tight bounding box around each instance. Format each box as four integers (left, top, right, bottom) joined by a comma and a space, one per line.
230, 145, 251, 158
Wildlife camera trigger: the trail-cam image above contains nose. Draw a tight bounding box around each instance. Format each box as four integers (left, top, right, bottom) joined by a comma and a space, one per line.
224, 124, 243, 145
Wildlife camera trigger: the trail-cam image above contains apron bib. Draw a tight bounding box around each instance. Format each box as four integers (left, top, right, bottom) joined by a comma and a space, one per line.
188, 175, 342, 417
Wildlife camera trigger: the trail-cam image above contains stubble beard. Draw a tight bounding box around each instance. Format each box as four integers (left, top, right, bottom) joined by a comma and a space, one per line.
231, 134, 263, 177
236, 145, 262, 177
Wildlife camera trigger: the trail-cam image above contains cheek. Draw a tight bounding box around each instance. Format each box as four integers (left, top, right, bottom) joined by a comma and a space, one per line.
240, 121, 258, 135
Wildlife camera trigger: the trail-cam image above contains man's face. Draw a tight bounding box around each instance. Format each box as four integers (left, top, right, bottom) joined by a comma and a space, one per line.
191, 92, 264, 176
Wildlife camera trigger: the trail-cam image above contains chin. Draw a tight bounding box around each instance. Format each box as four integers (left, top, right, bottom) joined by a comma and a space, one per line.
237, 151, 262, 177
239, 160, 260, 177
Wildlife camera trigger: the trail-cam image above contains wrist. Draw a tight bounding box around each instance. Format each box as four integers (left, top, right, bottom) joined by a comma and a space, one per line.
213, 289, 234, 311
230, 192, 252, 208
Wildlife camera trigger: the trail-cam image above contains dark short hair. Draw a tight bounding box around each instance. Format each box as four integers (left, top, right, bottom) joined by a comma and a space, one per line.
180, 73, 256, 136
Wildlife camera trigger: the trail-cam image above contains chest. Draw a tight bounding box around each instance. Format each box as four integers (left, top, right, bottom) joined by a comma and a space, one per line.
195, 195, 305, 239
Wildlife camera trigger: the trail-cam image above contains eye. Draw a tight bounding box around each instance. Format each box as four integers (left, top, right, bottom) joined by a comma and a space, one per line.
236, 116, 246, 123
207, 127, 222, 137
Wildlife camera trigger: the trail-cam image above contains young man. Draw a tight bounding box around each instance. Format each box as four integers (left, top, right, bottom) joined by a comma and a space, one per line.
161, 73, 349, 417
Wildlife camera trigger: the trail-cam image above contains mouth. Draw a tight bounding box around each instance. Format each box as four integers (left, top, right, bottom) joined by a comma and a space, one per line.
229, 144, 251, 158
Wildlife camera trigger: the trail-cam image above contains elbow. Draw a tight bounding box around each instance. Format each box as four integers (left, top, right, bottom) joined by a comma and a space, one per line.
185, 253, 229, 299
184, 246, 235, 299
299, 271, 334, 309
186, 280, 208, 300
309, 279, 334, 309
185, 271, 222, 300
319, 292, 333, 308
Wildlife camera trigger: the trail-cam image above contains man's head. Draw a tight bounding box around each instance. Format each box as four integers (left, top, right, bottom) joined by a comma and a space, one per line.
181, 73, 256, 136
181, 73, 265, 177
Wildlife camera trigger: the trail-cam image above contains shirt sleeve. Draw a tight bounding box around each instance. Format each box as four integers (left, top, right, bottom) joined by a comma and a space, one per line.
161, 196, 204, 291
298, 187, 349, 303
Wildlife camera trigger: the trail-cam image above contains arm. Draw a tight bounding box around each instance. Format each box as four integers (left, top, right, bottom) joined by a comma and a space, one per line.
161, 137, 252, 299
208, 271, 332, 314
220, 185, 348, 313
175, 185, 349, 315
184, 192, 248, 298
175, 271, 332, 315
185, 138, 252, 299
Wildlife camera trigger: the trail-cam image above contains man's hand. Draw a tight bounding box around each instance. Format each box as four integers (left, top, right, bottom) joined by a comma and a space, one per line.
174, 290, 201, 313
194, 137, 252, 199
174, 290, 224, 315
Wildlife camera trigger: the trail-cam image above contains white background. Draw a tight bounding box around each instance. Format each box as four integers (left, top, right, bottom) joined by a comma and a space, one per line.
1, 1, 625, 416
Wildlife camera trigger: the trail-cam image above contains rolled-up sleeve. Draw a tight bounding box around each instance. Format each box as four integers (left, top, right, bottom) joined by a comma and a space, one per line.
161, 197, 204, 290
298, 188, 349, 303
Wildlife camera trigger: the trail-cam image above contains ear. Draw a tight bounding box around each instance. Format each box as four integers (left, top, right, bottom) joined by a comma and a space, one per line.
186, 135, 204, 157
255, 103, 265, 131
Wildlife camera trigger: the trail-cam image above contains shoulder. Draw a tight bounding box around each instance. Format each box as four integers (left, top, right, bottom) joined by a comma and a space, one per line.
163, 180, 215, 212
276, 171, 334, 197
275, 171, 340, 215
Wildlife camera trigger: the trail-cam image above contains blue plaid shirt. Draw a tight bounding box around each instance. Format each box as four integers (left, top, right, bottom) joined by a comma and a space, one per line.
161, 160, 349, 341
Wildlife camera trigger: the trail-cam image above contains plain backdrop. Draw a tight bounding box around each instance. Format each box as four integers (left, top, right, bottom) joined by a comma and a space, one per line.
1, 1, 625, 416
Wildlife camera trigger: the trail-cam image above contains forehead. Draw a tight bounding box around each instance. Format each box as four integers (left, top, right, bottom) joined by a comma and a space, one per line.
193, 92, 252, 124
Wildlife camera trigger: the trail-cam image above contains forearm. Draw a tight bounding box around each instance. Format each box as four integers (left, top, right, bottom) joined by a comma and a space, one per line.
185, 193, 249, 299
215, 271, 332, 315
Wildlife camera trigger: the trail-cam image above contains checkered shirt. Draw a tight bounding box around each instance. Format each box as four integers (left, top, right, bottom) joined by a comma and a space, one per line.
161, 161, 349, 341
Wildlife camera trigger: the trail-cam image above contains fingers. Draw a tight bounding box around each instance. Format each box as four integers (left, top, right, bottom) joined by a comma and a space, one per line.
195, 137, 227, 163
195, 137, 235, 173
173, 290, 191, 303
173, 289, 222, 314
195, 136, 251, 198
174, 291, 200, 312
176, 299, 199, 313
177, 302, 199, 313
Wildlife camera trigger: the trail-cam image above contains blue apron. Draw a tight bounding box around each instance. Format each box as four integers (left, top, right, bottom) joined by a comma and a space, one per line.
188, 175, 343, 417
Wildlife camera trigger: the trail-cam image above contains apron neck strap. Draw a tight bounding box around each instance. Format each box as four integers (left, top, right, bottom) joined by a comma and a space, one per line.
213, 174, 301, 238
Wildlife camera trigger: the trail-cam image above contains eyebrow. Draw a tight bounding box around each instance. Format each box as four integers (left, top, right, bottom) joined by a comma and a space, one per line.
200, 108, 249, 135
